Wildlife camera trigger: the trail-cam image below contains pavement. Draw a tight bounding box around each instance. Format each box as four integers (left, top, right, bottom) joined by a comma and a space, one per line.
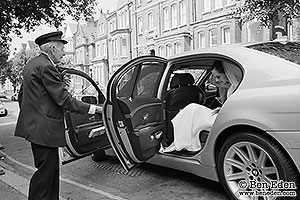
0, 151, 28, 200
0, 150, 69, 200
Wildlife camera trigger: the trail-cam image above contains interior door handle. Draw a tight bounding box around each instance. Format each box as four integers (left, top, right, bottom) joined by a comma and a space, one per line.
88, 126, 106, 138
89, 115, 95, 121
150, 131, 162, 141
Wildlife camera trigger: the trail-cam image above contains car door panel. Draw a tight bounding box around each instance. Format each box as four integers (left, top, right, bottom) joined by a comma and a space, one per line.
104, 56, 167, 171
59, 68, 110, 164
64, 112, 108, 155
117, 97, 163, 161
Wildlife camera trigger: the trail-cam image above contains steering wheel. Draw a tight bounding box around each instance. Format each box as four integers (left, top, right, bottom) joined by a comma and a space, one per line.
198, 87, 206, 105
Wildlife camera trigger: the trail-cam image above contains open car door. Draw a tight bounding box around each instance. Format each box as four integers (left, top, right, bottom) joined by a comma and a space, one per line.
103, 56, 167, 171
59, 68, 110, 164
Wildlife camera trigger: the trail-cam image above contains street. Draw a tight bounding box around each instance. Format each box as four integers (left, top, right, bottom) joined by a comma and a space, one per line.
0, 100, 229, 200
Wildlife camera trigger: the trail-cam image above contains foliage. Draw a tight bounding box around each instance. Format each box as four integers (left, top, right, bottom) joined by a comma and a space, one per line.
230, 0, 300, 27
0, 43, 9, 85
7, 48, 40, 92
0, 0, 97, 43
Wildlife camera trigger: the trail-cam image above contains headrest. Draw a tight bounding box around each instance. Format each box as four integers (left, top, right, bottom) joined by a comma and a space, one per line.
170, 73, 195, 89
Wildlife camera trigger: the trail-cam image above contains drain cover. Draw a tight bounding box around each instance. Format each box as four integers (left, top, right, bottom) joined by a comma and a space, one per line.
91, 157, 145, 177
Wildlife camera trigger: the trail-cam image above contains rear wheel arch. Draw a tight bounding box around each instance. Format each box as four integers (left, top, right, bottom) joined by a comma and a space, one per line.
214, 125, 298, 173
214, 125, 300, 199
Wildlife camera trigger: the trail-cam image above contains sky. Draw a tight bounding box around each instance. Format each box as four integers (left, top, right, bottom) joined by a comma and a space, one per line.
9, 0, 118, 57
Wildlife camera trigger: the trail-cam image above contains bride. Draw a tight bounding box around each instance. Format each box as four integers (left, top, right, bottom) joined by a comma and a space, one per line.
162, 60, 242, 152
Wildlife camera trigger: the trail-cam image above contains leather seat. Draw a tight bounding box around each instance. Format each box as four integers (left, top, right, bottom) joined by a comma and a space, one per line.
163, 73, 201, 146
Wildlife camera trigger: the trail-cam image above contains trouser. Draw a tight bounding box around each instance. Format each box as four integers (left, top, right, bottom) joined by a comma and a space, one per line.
28, 143, 59, 200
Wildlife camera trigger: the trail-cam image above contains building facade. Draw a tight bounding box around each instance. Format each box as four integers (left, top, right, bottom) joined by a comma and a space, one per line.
61, 0, 299, 90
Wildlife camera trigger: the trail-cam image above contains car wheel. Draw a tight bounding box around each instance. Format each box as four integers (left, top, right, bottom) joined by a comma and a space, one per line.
4, 109, 8, 116
217, 131, 299, 200
91, 150, 107, 162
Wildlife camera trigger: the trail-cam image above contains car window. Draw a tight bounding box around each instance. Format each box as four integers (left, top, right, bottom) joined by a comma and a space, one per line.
133, 65, 162, 98
116, 67, 135, 96
64, 74, 99, 101
117, 62, 165, 98
247, 42, 300, 65
167, 68, 206, 90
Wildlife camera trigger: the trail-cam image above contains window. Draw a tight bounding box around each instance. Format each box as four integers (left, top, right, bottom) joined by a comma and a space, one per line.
119, 13, 123, 28
122, 12, 126, 28
89, 46, 93, 61
101, 42, 106, 56
204, 0, 211, 11
179, 1, 187, 25
158, 46, 164, 57
174, 43, 181, 54
110, 22, 114, 32
112, 39, 117, 56
163, 7, 169, 30
171, 4, 177, 28
116, 67, 135, 97
103, 42, 107, 56
215, 0, 222, 9
209, 28, 218, 46
125, 10, 129, 27
120, 37, 127, 56
148, 12, 153, 31
225, 0, 236, 6
138, 17, 143, 34
134, 64, 164, 98
96, 44, 100, 57
166, 44, 172, 57
114, 39, 117, 56
116, 62, 165, 99
222, 27, 230, 44
198, 32, 206, 48
100, 23, 104, 34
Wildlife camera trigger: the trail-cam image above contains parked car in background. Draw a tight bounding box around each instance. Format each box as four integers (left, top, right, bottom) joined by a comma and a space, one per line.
59, 41, 300, 200
0, 99, 8, 117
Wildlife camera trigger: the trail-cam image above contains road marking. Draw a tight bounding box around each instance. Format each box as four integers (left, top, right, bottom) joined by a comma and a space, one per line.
0, 122, 17, 127
0, 150, 127, 200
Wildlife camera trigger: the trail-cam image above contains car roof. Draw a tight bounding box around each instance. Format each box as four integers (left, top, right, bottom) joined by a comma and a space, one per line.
166, 42, 300, 87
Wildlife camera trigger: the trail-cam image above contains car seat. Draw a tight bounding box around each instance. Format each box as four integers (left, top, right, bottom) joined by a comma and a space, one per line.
163, 73, 201, 146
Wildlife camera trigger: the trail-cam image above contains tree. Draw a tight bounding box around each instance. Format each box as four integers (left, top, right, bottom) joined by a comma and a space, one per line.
231, 0, 300, 39
0, 43, 9, 85
7, 48, 40, 92
0, 0, 97, 43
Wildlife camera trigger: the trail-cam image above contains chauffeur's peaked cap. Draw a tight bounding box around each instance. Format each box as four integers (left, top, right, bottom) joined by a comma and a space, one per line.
35, 31, 68, 46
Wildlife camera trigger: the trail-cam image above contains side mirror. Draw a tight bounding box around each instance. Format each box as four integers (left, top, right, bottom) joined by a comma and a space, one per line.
81, 96, 97, 104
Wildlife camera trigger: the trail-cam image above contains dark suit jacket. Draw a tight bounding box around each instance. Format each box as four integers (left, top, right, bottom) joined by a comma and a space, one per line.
15, 53, 90, 147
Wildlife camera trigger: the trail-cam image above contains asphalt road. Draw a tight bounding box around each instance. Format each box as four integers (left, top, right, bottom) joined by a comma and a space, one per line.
0, 100, 229, 200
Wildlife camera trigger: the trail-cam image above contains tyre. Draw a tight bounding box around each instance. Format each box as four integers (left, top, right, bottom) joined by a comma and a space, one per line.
91, 150, 107, 162
217, 131, 299, 200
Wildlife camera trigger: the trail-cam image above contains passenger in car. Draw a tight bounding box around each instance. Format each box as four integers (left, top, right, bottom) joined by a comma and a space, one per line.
162, 60, 242, 152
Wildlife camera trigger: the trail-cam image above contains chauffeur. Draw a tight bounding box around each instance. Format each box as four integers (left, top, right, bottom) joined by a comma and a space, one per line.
15, 31, 102, 200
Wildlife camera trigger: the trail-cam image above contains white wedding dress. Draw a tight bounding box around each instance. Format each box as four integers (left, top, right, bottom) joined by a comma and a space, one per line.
162, 103, 217, 152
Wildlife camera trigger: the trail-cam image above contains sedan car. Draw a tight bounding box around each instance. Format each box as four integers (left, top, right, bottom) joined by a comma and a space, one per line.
0, 99, 8, 117
60, 41, 300, 200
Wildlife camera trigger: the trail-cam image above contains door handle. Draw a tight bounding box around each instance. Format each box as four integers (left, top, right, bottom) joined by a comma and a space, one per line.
150, 131, 162, 141
88, 126, 106, 138
89, 115, 95, 121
